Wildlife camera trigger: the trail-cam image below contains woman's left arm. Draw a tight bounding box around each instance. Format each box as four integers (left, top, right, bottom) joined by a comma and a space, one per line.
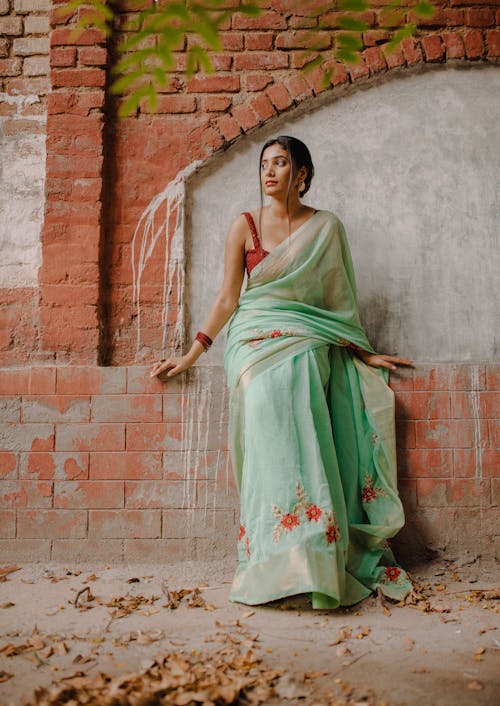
355, 350, 414, 371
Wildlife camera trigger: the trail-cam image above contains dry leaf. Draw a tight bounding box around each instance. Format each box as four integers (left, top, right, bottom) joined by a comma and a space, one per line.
467, 680, 483, 690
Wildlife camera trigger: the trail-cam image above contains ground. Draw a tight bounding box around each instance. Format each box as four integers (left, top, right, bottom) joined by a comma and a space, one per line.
0, 559, 498, 706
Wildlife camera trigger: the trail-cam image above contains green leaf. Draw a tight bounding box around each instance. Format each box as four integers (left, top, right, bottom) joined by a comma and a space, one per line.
110, 70, 144, 95
338, 0, 369, 11
152, 66, 168, 87
384, 23, 417, 53
117, 87, 149, 118
337, 17, 368, 32
302, 54, 324, 74
336, 48, 360, 64
191, 20, 222, 50
413, 1, 436, 18
336, 32, 364, 51
186, 44, 213, 76
146, 82, 158, 113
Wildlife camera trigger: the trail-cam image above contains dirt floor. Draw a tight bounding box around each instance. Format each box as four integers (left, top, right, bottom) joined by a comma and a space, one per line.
0, 558, 498, 706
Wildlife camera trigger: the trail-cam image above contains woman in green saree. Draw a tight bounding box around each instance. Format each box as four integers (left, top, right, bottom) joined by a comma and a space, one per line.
151, 136, 414, 608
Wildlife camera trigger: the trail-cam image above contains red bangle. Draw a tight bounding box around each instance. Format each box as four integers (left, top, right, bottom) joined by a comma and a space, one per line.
195, 331, 213, 351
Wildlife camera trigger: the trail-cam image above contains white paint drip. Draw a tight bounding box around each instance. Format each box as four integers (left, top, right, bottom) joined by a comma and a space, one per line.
131, 160, 202, 357
470, 366, 484, 482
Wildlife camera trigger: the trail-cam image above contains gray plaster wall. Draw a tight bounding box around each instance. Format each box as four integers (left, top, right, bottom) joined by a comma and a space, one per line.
187, 66, 500, 363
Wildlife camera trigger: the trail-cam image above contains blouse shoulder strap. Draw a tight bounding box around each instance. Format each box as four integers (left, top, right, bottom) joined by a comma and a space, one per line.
242, 211, 261, 250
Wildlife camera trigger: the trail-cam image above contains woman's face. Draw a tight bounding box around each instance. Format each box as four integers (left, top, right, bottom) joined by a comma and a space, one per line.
260, 143, 295, 196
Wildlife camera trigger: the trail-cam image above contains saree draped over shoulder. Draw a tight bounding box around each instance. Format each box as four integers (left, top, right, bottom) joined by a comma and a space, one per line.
223, 210, 412, 609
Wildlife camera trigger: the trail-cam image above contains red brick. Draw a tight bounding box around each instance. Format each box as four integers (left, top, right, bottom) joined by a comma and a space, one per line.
163, 449, 229, 481
396, 421, 416, 449
329, 61, 350, 85
216, 113, 241, 142
421, 34, 445, 61
22, 395, 90, 422
126, 423, 182, 451
451, 391, 500, 419
6, 76, 50, 95
388, 368, 413, 391
245, 73, 273, 92
54, 480, 124, 508
264, 83, 292, 111
219, 31, 244, 51
486, 29, 500, 57
409, 9, 464, 27
186, 74, 240, 93
0, 58, 22, 76
0, 452, 18, 480
376, 8, 405, 28
50, 27, 106, 47
201, 95, 232, 112
303, 64, 331, 94
90, 451, 162, 480
319, 11, 375, 30
51, 68, 106, 88
245, 32, 274, 51
18, 509, 87, 538
363, 29, 390, 47
91, 394, 162, 422
289, 15, 317, 29
290, 50, 319, 70
0, 480, 52, 508
400, 37, 423, 64
19, 451, 89, 480
56, 423, 125, 451
415, 420, 484, 449
275, 30, 331, 50
125, 479, 189, 509
89, 509, 161, 538
0, 510, 15, 538
142, 95, 196, 114
231, 103, 259, 132
417, 478, 488, 508
465, 8, 495, 27
284, 74, 313, 100
442, 32, 465, 59
162, 508, 235, 539
464, 29, 484, 58
52, 538, 123, 562
398, 449, 453, 479
347, 56, 370, 80
126, 366, 183, 394
78, 46, 107, 65
363, 45, 387, 73
0, 423, 54, 451
233, 51, 288, 71
250, 92, 277, 121
57, 366, 126, 394
486, 364, 499, 391
395, 391, 450, 421
383, 45, 405, 69
0, 39, 10, 59
232, 10, 287, 30
48, 91, 104, 115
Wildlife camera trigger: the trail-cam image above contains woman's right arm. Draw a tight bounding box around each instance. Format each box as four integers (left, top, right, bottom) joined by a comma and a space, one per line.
150, 214, 247, 378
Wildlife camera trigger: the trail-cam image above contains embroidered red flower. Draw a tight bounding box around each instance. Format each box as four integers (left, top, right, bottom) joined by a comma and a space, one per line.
269, 329, 284, 338
326, 523, 339, 544
281, 513, 299, 531
238, 524, 245, 541
361, 486, 378, 503
306, 505, 322, 522
384, 566, 401, 582
245, 536, 250, 558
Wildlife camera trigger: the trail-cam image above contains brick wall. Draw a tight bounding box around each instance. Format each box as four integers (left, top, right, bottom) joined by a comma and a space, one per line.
0, 363, 497, 562
0, 1, 499, 563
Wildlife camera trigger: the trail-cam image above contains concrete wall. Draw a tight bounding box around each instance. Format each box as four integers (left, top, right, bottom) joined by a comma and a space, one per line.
188, 65, 500, 364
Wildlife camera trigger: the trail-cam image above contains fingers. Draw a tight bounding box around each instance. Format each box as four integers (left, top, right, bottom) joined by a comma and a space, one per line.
150, 359, 174, 378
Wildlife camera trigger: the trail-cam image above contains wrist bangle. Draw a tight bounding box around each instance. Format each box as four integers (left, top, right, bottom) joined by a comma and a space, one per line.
195, 331, 213, 352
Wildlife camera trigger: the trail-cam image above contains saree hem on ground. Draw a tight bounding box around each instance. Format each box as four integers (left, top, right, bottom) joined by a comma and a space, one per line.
223, 210, 412, 607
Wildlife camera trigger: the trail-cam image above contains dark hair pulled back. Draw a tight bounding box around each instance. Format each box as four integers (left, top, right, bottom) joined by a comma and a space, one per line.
257, 136, 315, 238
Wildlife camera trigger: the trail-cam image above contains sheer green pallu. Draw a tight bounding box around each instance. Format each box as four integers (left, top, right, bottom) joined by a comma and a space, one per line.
223, 210, 412, 609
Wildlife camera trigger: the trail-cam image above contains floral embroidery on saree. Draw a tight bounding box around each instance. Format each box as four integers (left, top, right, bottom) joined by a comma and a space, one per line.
238, 524, 251, 558
271, 482, 341, 545
361, 472, 387, 504
337, 338, 365, 352
244, 327, 308, 347
381, 566, 405, 585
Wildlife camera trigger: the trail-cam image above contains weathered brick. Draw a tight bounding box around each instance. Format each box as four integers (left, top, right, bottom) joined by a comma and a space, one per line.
0, 367, 55, 395
56, 423, 125, 451
91, 394, 162, 422
90, 451, 162, 480
464, 29, 484, 58
50, 46, 76, 67
14, 0, 50, 11
0, 538, 51, 561
422, 34, 445, 61
0, 38, 9, 58
78, 46, 107, 65
396, 420, 416, 449
275, 30, 331, 50
52, 538, 124, 562
23, 55, 50, 76
0, 397, 21, 423
50, 27, 106, 47
22, 395, 90, 422
400, 37, 423, 64
486, 364, 499, 390
233, 51, 288, 71
186, 74, 240, 93
163, 449, 229, 481
409, 8, 464, 27
363, 29, 390, 47
18, 508, 87, 538
451, 391, 500, 419
89, 509, 161, 538
24, 15, 50, 34
51, 67, 106, 88
142, 95, 196, 114
54, 480, 124, 508
125, 537, 196, 562
347, 55, 370, 80
415, 420, 487, 449
245, 32, 274, 51
285, 73, 313, 100
162, 508, 236, 539
486, 29, 500, 57
0, 423, 54, 452
465, 8, 495, 27
13, 36, 49, 55
232, 10, 286, 30
383, 45, 405, 69
266, 83, 293, 111
245, 73, 273, 91
216, 113, 241, 142
0, 0, 9, 15
0, 16, 23, 34
0, 58, 22, 76
249, 92, 276, 121
398, 449, 453, 479
363, 45, 387, 73
395, 391, 450, 421
219, 31, 243, 51
0, 510, 15, 538
442, 32, 465, 59
0, 452, 18, 480
417, 478, 489, 508
231, 103, 260, 132
19, 451, 89, 480
0, 480, 52, 508
57, 366, 126, 394
319, 11, 375, 30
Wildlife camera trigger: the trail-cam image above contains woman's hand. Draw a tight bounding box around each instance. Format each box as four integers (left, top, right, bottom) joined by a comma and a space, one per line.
358, 351, 414, 371
150, 354, 194, 379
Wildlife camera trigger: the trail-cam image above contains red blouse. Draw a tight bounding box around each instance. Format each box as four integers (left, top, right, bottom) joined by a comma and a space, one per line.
242, 212, 269, 275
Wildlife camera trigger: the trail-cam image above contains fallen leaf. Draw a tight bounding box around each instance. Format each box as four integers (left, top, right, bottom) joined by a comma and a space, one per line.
467, 680, 483, 690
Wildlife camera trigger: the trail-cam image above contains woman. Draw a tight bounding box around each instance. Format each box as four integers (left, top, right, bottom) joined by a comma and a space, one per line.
151, 136, 414, 608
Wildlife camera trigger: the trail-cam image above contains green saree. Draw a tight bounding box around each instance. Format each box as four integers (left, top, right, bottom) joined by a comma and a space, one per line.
223, 210, 412, 608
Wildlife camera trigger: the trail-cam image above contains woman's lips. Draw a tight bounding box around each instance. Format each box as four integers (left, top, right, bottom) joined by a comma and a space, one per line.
265, 180, 277, 185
